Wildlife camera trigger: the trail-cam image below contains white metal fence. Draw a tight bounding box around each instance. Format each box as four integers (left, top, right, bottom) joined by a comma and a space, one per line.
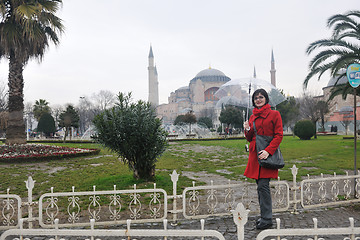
256, 217, 360, 240
1, 204, 360, 240
0, 165, 359, 230
0, 218, 227, 240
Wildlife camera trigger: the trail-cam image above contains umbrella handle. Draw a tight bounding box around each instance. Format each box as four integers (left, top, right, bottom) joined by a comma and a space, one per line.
247, 82, 251, 121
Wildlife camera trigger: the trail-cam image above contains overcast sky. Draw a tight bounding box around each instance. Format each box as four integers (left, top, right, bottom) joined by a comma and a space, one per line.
0, 0, 358, 106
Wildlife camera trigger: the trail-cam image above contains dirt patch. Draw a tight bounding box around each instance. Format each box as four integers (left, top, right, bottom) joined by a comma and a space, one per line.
47, 166, 67, 174
182, 171, 239, 185
171, 144, 236, 155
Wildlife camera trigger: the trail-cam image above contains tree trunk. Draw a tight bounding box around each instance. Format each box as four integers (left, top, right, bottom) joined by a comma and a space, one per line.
63, 127, 68, 143
133, 165, 155, 180
313, 120, 318, 139
6, 54, 26, 145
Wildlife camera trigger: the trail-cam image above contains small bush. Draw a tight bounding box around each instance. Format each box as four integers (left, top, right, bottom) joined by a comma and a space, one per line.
294, 120, 315, 140
37, 113, 56, 137
92, 92, 168, 180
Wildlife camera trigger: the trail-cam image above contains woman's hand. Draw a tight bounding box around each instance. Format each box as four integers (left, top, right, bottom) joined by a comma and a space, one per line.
243, 121, 250, 131
258, 150, 269, 160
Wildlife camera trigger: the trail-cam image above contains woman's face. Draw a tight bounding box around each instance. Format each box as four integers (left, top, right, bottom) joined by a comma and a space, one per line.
254, 93, 266, 108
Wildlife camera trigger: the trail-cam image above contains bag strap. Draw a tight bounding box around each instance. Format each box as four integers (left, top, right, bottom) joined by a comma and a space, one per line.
253, 121, 258, 135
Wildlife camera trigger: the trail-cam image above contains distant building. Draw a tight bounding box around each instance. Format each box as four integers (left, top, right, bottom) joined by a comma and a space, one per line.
156, 66, 231, 127
148, 46, 277, 128
316, 72, 360, 133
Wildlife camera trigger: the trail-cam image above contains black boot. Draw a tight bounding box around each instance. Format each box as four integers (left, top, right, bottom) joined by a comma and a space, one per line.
256, 220, 273, 230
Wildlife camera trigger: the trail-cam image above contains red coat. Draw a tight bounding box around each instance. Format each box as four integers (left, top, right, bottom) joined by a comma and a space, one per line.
244, 104, 283, 180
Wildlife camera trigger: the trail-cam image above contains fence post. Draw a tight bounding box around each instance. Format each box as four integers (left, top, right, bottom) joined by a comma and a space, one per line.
25, 176, 36, 229
170, 170, 180, 225
19, 218, 24, 240
231, 203, 250, 240
290, 165, 299, 214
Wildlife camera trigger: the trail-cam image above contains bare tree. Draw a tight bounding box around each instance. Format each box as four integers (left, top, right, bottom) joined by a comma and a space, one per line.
51, 104, 64, 127
24, 102, 34, 135
299, 92, 331, 138
0, 81, 8, 112
340, 115, 352, 135
91, 90, 115, 113
0, 81, 8, 137
77, 96, 96, 135
0, 112, 7, 138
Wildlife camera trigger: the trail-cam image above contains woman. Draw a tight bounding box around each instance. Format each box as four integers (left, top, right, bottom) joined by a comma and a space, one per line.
243, 88, 283, 230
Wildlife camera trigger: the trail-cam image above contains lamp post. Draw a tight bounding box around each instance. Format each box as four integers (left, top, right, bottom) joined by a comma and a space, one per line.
346, 63, 360, 197
26, 113, 29, 141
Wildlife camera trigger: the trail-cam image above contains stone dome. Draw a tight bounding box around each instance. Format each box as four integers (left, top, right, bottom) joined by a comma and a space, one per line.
326, 70, 348, 88
190, 67, 231, 84
339, 106, 353, 113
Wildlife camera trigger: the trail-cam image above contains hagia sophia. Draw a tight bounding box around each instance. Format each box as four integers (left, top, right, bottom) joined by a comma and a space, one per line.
147, 45, 360, 133
148, 46, 278, 128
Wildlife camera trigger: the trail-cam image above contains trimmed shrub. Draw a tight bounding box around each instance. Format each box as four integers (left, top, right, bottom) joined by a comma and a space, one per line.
37, 113, 56, 137
294, 120, 315, 140
92, 92, 168, 180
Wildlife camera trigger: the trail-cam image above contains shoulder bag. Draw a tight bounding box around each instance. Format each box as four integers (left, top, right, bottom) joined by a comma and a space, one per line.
253, 121, 284, 169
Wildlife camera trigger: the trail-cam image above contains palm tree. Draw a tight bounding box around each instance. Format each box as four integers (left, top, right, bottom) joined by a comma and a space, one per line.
0, 0, 64, 144
33, 99, 51, 121
304, 11, 360, 92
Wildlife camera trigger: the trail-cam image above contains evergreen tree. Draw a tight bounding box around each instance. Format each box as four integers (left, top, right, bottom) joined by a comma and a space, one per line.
37, 113, 56, 137
219, 106, 243, 130
183, 111, 197, 134
276, 96, 300, 131
198, 117, 213, 129
59, 105, 80, 142
93, 92, 168, 180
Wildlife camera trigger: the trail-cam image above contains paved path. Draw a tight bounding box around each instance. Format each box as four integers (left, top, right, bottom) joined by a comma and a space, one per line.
1, 206, 359, 240
137, 204, 360, 239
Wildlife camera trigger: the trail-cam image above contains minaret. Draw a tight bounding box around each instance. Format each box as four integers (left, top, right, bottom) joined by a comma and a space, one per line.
148, 45, 159, 106
253, 66, 257, 78
270, 49, 276, 87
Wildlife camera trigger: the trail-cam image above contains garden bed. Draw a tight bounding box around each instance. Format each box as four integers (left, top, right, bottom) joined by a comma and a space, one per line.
0, 144, 100, 162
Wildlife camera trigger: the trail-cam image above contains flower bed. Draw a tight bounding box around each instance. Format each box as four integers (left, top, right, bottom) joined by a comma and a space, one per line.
0, 144, 100, 162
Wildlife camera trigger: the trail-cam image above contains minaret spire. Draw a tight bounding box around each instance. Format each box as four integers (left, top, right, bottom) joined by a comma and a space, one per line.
149, 45, 154, 58
270, 49, 276, 87
253, 66, 257, 78
148, 45, 159, 106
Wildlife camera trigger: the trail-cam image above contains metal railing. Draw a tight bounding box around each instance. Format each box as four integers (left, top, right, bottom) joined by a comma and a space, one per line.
0, 165, 360, 230
38, 184, 168, 228
1, 203, 360, 240
301, 172, 360, 209
256, 217, 360, 240
0, 218, 227, 240
0, 189, 22, 230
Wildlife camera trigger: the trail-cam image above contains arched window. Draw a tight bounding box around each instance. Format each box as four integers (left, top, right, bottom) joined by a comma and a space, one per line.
204, 87, 219, 101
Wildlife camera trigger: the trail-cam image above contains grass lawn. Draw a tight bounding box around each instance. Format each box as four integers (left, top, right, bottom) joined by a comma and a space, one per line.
0, 135, 358, 197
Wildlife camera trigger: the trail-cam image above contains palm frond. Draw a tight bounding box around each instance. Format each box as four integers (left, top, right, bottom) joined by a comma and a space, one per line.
327, 11, 360, 27
333, 22, 360, 37
328, 83, 360, 101
309, 48, 352, 70
338, 32, 360, 41
303, 62, 335, 88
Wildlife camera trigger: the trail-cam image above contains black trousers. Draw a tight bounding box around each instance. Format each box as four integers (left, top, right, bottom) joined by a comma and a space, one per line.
256, 178, 272, 222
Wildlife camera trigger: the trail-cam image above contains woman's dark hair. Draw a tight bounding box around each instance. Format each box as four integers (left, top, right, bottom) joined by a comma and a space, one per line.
252, 88, 269, 107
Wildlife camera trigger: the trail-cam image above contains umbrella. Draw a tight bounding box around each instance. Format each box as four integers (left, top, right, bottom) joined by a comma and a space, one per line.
215, 95, 243, 109
215, 77, 286, 120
